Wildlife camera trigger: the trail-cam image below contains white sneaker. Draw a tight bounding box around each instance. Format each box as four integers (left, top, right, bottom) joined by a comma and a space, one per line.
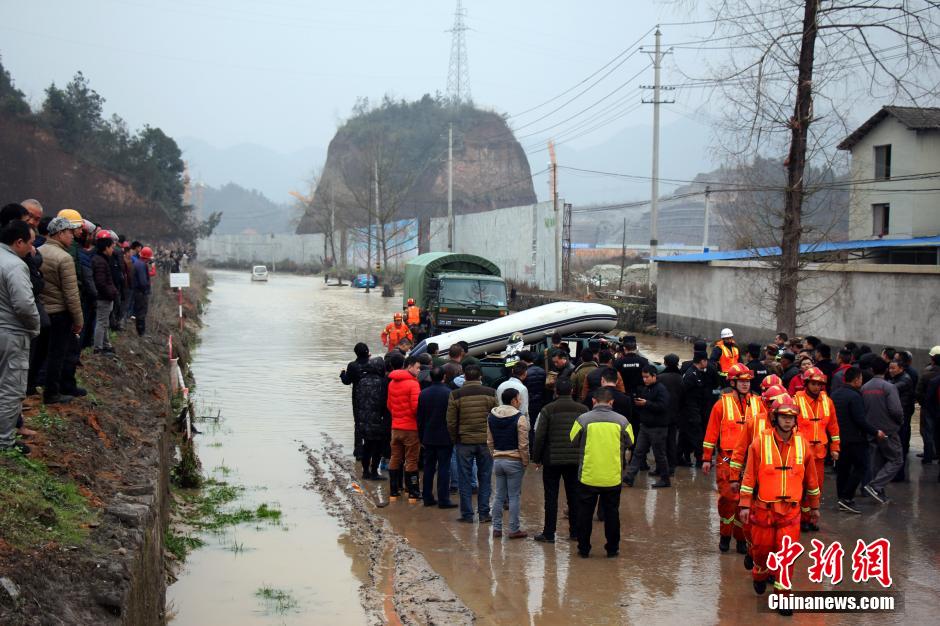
863, 484, 887, 504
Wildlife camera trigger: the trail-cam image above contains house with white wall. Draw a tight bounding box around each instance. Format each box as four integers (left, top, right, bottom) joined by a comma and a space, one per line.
837, 106, 940, 242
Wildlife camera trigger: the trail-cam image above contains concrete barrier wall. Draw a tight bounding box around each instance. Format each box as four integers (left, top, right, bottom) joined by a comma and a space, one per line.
197, 233, 327, 266
656, 261, 940, 363
428, 200, 562, 291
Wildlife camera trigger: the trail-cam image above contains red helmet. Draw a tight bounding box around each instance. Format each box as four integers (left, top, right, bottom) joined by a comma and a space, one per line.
760, 374, 783, 391
407, 298, 415, 306
393, 312, 402, 321
95, 230, 113, 241
771, 395, 799, 416
761, 385, 788, 404
139, 246, 154, 260
727, 363, 754, 381
803, 366, 827, 383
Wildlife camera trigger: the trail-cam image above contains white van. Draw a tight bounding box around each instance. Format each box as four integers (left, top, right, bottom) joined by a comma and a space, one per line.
251, 265, 269, 282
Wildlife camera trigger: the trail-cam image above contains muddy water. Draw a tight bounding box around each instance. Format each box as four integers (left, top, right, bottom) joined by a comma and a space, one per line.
169, 272, 940, 624
167, 271, 399, 624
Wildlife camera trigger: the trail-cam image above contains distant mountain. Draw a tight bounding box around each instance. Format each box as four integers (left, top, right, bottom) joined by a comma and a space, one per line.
198, 182, 294, 235
178, 137, 325, 204
528, 115, 714, 205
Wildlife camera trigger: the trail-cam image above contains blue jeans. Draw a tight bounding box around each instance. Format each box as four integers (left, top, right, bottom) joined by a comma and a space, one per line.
456, 443, 492, 520
492, 458, 525, 532
450, 449, 477, 490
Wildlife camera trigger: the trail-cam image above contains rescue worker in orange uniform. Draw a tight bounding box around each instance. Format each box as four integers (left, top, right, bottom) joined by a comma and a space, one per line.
381, 313, 413, 350
710, 327, 740, 382
739, 396, 820, 614
702, 363, 760, 554
760, 374, 783, 394
730, 383, 789, 571
794, 366, 839, 531
404, 297, 422, 339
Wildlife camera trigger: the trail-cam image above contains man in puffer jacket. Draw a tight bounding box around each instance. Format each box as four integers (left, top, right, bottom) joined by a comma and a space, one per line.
356, 357, 390, 480
531, 377, 585, 542
387, 356, 422, 502
488, 388, 530, 539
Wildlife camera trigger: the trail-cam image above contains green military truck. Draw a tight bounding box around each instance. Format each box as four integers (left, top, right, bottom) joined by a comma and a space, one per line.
403, 252, 509, 334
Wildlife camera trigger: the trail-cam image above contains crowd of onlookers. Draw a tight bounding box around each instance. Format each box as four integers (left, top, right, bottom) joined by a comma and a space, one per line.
340, 326, 939, 557
0, 199, 172, 455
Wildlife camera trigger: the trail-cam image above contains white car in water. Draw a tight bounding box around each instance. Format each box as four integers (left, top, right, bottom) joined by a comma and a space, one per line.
251, 265, 269, 282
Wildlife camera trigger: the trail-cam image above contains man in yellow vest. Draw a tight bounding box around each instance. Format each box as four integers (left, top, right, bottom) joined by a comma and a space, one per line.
702, 363, 759, 554
794, 366, 839, 532
739, 395, 820, 614
710, 327, 740, 381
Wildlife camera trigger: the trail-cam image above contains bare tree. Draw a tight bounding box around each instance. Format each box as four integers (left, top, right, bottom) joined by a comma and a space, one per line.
692, 0, 940, 334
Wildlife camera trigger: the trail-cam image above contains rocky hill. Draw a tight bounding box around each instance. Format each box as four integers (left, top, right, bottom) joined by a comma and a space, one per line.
0, 113, 181, 240
296, 96, 536, 234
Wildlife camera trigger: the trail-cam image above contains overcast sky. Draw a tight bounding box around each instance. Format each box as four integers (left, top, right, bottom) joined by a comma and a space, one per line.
0, 1, 714, 153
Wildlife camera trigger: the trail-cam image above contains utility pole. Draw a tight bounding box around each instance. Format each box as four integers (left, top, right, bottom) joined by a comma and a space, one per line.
642, 28, 674, 285
702, 185, 711, 253
548, 140, 560, 292
365, 160, 375, 294
448, 123, 454, 251
618, 216, 627, 292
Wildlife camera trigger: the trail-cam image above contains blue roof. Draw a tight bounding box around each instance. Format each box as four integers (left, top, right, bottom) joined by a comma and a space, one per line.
653, 236, 940, 263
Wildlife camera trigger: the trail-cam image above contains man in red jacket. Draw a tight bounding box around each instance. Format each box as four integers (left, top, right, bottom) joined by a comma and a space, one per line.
387, 356, 422, 502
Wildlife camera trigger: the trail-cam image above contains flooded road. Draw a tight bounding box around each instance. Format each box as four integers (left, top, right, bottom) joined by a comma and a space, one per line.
167, 271, 400, 624
169, 270, 940, 624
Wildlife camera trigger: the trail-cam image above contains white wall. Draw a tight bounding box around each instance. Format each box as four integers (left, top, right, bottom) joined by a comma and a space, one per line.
428, 200, 563, 291
657, 261, 940, 363
197, 233, 327, 266
848, 116, 940, 240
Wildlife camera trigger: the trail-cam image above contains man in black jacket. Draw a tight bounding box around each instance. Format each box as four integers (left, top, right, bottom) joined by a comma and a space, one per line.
623, 365, 671, 488
417, 367, 458, 508
745, 343, 769, 391
887, 360, 915, 482
615, 336, 648, 395
531, 378, 585, 543
780, 352, 800, 390
341, 342, 371, 460
678, 352, 709, 466
657, 354, 683, 475
521, 351, 546, 421
833, 366, 884, 512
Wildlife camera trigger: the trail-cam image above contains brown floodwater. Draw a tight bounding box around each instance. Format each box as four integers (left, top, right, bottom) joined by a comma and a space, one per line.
168, 270, 940, 624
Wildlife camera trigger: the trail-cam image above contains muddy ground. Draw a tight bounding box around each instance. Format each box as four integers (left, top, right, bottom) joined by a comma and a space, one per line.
0, 271, 207, 625
303, 437, 474, 625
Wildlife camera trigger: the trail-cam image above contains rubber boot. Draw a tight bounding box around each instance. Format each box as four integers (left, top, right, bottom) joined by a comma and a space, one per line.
719, 535, 731, 552
389, 469, 402, 501
406, 471, 420, 503
736, 540, 748, 555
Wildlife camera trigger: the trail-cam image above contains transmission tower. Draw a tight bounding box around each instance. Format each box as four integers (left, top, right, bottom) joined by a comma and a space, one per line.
446, 0, 471, 104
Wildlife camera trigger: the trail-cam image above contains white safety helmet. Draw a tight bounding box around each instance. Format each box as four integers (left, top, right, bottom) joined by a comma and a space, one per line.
720, 328, 734, 339
930, 345, 940, 357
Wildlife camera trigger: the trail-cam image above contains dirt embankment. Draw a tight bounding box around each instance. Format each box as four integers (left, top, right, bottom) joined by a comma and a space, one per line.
0, 269, 207, 625
303, 437, 474, 625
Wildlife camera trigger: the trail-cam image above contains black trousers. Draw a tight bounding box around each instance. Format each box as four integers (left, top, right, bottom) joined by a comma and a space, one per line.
836, 440, 869, 500
576, 483, 621, 555
895, 412, 912, 481
422, 444, 454, 505
625, 425, 670, 480
41, 312, 76, 399
133, 291, 149, 336
542, 464, 579, 539
361, 439, 385, 476
666, 424, 678, 470
678, 412, 704, 462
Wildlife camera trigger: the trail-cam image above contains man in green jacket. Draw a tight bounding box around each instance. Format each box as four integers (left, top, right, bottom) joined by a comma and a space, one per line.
532, 377, 586, 543
570, 387, 633, 558
447, 364, 497, 523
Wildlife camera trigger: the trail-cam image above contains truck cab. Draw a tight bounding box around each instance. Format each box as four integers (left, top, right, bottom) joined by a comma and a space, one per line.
404, 252, 509, 335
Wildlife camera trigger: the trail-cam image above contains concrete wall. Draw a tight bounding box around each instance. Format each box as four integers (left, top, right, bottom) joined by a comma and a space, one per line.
197, 233, 328, 267
657, 261, 940, 364
848, 116, 940, 240
428, 200, 562, 291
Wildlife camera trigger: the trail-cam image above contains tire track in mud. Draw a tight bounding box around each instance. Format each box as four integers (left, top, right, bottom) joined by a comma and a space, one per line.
302, 437, 474, 625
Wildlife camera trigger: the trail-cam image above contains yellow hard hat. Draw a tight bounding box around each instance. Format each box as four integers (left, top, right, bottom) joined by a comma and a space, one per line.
57, 208, 83, 226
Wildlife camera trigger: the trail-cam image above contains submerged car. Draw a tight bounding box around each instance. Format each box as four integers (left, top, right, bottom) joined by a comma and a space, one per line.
251, 265, 269, 282
352, 274, 377, 288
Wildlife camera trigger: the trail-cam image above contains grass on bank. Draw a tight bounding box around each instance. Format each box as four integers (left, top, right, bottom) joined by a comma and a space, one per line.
0, 450, 94, 550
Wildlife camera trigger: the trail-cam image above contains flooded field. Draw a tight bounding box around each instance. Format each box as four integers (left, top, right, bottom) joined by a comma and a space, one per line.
169, 270, 940, 624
